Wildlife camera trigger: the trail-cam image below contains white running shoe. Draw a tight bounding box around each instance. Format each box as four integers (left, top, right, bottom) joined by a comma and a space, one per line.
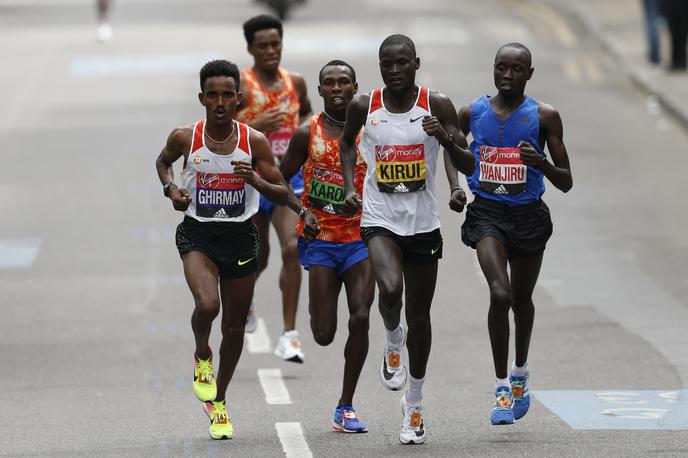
244, 302, 257, 334
274, 330, 304, 363
399, 395, 426, 445
96, 23, 112, 43
380, 326, 407, 390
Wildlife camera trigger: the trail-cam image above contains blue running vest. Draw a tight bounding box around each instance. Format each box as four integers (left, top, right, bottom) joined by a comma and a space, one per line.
467, 95, 545, 206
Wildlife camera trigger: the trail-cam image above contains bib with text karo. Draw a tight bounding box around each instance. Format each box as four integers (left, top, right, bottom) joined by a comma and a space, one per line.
234, 67, 300, 162
180, 120, 259, 223
298, 113, 365, 243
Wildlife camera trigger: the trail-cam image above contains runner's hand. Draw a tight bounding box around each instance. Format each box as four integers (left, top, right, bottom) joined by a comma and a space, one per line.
518, 141, 543, 166
251, 108, 287, 134
422, 116, 450, 146
302, 210, 321, 239
232, 160, 258, 186
449, 188, 466, 213
170, 186, 192, 211
343, 191, 362, 215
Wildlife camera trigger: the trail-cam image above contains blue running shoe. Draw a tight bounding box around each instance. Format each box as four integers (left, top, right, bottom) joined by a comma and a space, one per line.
510, 372, 530, 420
490, 386, 515, 425
332, 405, 368, 433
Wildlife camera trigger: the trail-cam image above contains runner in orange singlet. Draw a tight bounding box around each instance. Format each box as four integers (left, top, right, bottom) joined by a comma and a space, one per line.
235, 15, 312, 362
280, 60, 373, 433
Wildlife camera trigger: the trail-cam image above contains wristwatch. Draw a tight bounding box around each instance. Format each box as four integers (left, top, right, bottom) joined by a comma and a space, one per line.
298, 206, 308, 219
163, 182, 176, 197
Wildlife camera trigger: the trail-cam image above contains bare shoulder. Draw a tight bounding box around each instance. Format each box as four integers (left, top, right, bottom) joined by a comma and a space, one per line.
537, 101, 562, 128
350, 93, 371, 112
167, 124, 194, 151
428, 90, 457, 116
247, 125, 269, 149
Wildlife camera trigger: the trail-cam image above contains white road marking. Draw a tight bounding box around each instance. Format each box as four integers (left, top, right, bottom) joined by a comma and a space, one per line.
258, 369, 292, 405
275, 422, 312, 458
246, 318, 272, 354
70, 52, 222, 77
0, 238, 42, 268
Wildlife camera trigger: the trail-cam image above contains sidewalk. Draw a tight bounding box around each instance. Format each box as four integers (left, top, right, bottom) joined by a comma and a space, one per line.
545, 0, 688, 131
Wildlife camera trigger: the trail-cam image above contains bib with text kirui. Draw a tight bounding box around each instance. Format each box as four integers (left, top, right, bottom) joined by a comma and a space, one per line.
195, 172, 246, 218
308, 167, 348, 215
375, 144, 426, 193
478, 146, 527, 195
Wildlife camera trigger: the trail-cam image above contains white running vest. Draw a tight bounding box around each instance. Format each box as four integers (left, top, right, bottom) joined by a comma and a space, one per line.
181, 120, 259, 222
360, 87, 441, 235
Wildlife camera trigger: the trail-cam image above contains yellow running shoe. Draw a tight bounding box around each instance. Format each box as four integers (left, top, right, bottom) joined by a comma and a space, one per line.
193, 352, 217, 402
204, 400, 233, 440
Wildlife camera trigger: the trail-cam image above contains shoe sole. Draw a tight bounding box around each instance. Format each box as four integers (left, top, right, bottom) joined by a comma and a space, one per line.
209, 433, 232, 440
331, 423, 368, 433
399, 436, 426, 445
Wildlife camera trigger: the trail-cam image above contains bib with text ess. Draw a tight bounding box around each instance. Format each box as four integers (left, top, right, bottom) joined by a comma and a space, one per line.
195, 172, 246, 218
478, 146, 527, 195
375, 144, 426, 193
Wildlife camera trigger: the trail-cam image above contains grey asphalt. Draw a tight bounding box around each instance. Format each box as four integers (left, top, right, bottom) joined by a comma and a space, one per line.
1, 0, 687, 456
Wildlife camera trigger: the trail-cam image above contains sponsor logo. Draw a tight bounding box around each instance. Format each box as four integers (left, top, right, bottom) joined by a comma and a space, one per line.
371, 118, 380, 126
193, 156, 202, 165
237, 257, 254, 266
410, 116, 423, 123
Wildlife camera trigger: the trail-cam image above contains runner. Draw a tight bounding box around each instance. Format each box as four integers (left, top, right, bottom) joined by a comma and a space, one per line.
280, 60, 373, 433
155, 60, 288, 439
95, 0, 112, 43
458, 43, 573, 425
235, 15, 312, 362
340, 34, 475, 444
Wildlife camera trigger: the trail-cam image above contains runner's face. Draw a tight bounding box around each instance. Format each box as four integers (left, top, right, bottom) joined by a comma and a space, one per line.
379, 44, 419, 91
199, 76, 240, 123
318, 66, 357, 114
493, 47, 533, 96
248, 29, 282, 71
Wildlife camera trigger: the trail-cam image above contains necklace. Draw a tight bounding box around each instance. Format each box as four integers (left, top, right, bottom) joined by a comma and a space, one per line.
323, 110, 346, 127
203, 121, 233, 144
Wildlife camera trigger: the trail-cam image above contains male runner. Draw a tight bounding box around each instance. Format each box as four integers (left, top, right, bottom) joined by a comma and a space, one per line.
458, 43, 573, 425
155, 60, 288, 439
235, 15, 312, 362
340, 35, 475, 444
280, 60, 373, 433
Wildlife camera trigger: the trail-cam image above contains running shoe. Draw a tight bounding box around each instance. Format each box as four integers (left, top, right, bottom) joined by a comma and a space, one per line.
380, 326, 407, 391
203, 400, 233, 440
193, 352, 217, 402
245, 302, 258, 334
490, 385, 515, 425
399, 395, 425, 444
332, 405, 368, 433
274, 330, 304, 363
510, 370, 530, 420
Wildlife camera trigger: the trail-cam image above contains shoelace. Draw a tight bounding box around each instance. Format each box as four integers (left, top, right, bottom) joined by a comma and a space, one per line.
197, 359, 213, 382
212, 402, 228, 422
496, 390, 512, 409
342, 410, 357, 421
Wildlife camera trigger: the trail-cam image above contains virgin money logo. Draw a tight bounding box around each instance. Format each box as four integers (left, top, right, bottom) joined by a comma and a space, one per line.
480, 146, 499, 164
376, 145, 396, 162
199, 173, 219, 188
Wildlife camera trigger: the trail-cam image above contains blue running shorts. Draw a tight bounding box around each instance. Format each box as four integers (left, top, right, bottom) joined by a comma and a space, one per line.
297, 238, 368, 275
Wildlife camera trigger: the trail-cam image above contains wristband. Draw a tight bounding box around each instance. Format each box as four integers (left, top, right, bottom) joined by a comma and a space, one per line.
298, 207, 308, 218
450, 186, 464, 193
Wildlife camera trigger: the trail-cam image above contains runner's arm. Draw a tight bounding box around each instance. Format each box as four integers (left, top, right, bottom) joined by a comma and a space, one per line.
279, 123, 311, 215
538, 103, 572, 192
155, 127, 193, 210
292, 73, 313, 125
234, 130, 289, 205
426, 92, 475, 175
340, 94, 369, 210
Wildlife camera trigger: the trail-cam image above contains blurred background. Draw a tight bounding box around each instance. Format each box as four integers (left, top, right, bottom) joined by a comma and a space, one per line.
1, 0, 687, 456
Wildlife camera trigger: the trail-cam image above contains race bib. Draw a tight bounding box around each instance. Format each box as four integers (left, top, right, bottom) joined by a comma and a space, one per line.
307, 167, 348, 215
195, 172, 246, 218
478, 146, 527, 195
268, 130, 292, 160
375, 144, 426, 193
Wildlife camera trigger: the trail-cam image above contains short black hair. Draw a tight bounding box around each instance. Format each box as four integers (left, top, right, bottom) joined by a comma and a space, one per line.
379, 34, 416, 59
199, 60, 240, 92
243, 15, 283, 45
318, 59, 357, 83
496, 43, 532, 67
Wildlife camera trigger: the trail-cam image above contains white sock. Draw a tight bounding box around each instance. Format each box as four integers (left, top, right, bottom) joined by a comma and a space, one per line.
496, 377, 510, 389
511, 361, 528, 377
385, 325, 404, 345
405, 376, 424, 404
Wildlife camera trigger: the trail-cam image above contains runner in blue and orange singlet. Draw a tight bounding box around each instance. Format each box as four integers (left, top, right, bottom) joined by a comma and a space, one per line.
234, 15, 312, 361
280, 61, 373, 433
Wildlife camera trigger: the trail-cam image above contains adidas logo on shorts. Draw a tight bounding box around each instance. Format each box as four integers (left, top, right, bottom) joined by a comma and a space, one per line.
394, 183, 409, 193
214, 208, 229, 218
493, 185, 508, 195
323, 203, 335, 214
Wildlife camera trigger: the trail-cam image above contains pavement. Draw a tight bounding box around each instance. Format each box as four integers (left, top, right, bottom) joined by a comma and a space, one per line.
545, 0, 688, 130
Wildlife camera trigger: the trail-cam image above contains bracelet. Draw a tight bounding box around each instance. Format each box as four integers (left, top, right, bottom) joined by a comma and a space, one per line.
298, 207, 307, 218
450, 186, 463, 193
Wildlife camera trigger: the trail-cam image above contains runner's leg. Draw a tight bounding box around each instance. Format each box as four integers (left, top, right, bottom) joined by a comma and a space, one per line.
253, 211, 271, 278
308, 265, 342, 346
182, 251, 221, 360
215, 273, 256, 401
476, 237, 511, 379
509, 252, 544, 367
366, 237, 403, 331
402, 261, 438, 379
271, 205, 301, 332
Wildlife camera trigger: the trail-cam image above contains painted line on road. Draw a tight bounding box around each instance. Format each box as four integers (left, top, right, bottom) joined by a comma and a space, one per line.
258, 369, 292, 405
0, 238, 42, 268
70, 52, 222, 77
275, 422, 312, 458
246, 318, 272, 354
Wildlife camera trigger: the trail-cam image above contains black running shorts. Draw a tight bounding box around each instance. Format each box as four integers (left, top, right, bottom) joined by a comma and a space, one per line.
175, 216, 259, 279
461, 196, 553, 257
360, 226, 442, 265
